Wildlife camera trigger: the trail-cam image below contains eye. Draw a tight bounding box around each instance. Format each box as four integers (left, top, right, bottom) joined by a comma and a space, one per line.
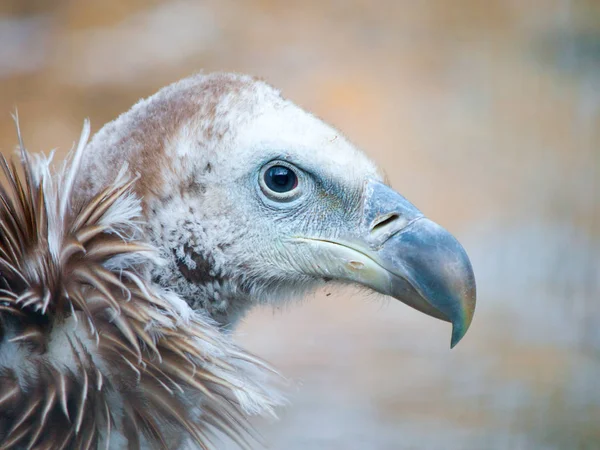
265, 166, 298, 194
258, 161, 304, 203
264, 165, 298, 193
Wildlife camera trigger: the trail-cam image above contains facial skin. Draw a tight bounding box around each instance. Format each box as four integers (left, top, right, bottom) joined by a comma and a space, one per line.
78, 73, 476, 347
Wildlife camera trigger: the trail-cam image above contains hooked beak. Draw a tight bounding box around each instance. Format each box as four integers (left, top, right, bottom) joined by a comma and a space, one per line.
296, 180, 476, 348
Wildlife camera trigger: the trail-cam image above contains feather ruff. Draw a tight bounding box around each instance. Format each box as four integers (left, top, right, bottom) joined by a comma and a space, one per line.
0, 120, 282, 449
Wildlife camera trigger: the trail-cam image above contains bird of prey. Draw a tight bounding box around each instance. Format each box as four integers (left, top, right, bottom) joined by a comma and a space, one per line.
0, 73, 476, 449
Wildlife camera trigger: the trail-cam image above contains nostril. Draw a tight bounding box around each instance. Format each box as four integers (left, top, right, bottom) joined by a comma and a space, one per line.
370, 213, 400, 234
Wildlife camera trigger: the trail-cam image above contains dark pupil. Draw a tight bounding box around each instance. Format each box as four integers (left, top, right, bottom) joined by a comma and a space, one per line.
265, 166, 297, 193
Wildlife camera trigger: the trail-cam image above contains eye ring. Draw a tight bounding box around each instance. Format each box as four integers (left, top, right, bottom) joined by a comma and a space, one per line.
259, 161, 302, 202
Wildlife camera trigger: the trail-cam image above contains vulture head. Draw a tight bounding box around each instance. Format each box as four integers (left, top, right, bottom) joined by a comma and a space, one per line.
79, 73, 476, 347
0, 72, 476, 449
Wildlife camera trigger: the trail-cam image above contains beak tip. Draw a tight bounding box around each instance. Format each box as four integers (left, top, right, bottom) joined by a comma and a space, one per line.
450, 322, 466, 349
449, 288, 476, 349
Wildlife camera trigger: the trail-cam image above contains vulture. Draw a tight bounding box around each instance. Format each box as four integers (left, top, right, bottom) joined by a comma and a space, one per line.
0, 73, 476, 449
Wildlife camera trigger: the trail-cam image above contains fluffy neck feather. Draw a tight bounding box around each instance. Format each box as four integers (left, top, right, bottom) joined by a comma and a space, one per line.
0, 120, 283, 449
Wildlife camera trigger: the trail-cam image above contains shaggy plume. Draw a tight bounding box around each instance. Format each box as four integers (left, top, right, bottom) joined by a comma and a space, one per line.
0, 120, 282, 450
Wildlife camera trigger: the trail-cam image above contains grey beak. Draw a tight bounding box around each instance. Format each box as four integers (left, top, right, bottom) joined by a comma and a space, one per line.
361, 180, 476, 348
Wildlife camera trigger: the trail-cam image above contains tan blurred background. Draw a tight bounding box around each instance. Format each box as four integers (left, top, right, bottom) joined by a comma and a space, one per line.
1, 0, 599, 448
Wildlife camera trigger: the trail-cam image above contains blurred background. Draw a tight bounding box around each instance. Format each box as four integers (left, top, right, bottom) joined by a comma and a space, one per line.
0, 0, 599, 448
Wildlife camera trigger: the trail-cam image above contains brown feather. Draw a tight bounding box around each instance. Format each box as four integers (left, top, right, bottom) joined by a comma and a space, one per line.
0, 121, 282, 449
